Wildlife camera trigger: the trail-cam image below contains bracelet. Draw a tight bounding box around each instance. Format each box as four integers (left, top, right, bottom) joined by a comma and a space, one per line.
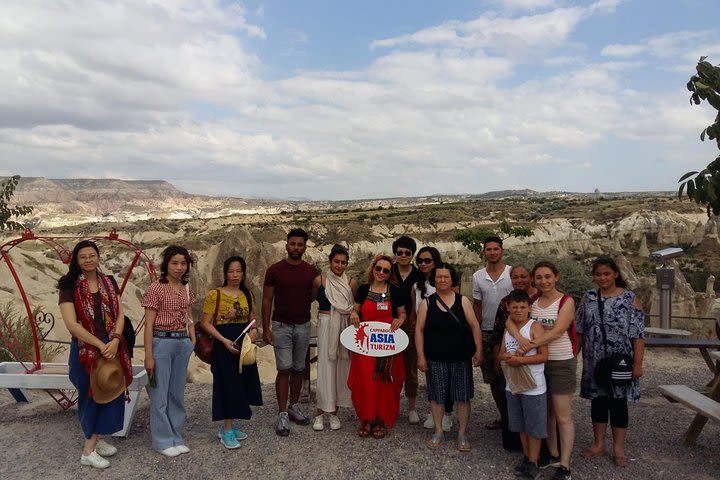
112, 332, 123, 342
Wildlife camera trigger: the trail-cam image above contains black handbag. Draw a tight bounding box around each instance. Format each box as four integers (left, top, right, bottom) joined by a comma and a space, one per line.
122, 315, 135, 358
593, 291, 633, 388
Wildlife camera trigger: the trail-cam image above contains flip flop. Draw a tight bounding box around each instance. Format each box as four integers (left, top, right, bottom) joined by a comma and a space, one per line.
456, 436, 471, 452
426, 433, 443, 449
581, 447, 606, 459
614, 455, 629, 467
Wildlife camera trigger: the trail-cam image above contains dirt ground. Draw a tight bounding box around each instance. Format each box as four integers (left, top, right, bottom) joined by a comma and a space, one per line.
1, 348, 719, 480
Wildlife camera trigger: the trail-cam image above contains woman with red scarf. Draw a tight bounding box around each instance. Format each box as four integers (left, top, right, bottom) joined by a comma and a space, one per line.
348, 254, 407, 439
59, 240, 132, 469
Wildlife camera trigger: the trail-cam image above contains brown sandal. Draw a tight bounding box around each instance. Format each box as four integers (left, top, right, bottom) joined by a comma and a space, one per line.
372, 422, 386, 439
358, 421, 371, 438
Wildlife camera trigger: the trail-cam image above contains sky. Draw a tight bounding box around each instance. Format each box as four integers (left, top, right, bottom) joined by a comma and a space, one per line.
1, 0, 719, 200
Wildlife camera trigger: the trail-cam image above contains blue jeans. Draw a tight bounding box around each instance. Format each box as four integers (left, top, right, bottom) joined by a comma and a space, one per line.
148, 336, 193, 450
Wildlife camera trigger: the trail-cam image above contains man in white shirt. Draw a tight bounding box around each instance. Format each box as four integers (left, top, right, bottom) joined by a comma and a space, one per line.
472, 236, 513, 429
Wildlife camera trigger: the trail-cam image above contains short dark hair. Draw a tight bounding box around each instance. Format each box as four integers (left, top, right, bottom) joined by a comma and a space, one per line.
483, 236, 503, 249
429, 262, 459, 288
329, 244, 349, 262
506, 289, 531, 305
392, 235, 416, 254
159, 245, 193, 284
287, 228, 309, 242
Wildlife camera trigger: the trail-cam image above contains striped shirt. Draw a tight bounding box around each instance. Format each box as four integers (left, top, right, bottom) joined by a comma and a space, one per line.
531, 297, 573, 361
141, 280, 196, 331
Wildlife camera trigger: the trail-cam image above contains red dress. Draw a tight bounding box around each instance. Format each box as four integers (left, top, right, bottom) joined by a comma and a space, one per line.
347, 296, 406, 427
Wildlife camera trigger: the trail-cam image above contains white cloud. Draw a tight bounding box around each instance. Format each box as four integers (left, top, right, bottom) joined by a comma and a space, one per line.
0, 1, 710, 198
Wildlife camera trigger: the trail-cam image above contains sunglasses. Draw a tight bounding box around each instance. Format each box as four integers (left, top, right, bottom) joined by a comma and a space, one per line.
395, 249, 413, 257
416, 258, 434, 265
374, 266, 391, 275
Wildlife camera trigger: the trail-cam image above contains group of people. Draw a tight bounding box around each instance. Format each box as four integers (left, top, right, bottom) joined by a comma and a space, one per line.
58, 230, 645, 480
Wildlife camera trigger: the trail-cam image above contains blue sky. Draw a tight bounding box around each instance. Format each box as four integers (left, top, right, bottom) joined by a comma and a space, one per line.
1, 0, 719, 200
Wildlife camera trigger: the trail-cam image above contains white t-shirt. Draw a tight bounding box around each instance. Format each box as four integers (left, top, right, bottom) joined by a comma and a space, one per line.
472, 264, 513, 331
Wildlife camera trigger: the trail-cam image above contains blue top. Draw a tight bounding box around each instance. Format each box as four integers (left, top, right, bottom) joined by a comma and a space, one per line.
317, 284, 331, 311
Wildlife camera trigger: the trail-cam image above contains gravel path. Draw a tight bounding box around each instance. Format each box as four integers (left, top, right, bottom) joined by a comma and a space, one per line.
1, 349, 719, 480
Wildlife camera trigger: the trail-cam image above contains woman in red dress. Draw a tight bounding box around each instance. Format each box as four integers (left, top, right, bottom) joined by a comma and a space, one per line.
348, 255, 407, 439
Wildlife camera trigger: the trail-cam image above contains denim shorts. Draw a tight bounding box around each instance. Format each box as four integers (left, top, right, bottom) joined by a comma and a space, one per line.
506, 391, 547, 439
273, 321, 311, 372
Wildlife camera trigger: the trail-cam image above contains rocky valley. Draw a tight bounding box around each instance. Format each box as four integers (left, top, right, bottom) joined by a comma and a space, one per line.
1, 178, 718, 382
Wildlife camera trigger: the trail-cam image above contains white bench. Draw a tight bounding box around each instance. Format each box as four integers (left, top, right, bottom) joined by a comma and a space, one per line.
0, 362, 148, 437
658, 384, 720, 446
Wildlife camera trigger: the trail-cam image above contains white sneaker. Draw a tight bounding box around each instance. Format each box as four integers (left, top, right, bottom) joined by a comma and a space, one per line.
80, 450, 110, 469
95, 439, 117, 457
312, 414, 324, 431
328, 414, 342, 431
423, 415, 434, 429
442, 414, 453, 432
408, 410, 420, 424
175, 444, 190, 454
157, 446, 180, 457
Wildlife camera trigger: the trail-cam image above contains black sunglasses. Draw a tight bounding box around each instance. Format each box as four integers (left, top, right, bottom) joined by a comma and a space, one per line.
374, 265, 391, 275
416, 258, 434, 265
395, 249, 413, 257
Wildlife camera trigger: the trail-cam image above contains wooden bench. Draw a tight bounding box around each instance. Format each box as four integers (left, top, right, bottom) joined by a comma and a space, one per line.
659, 383, 720, 446
645, 337, 720, 374
0, 361, 148, 437
644, 327, 692, 338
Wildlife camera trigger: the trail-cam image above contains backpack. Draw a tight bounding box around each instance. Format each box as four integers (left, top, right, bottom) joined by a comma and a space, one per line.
530, 293, 578, 355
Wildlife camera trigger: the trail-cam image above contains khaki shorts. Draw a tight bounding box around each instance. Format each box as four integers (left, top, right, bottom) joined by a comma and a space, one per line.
544, 358, 577, 395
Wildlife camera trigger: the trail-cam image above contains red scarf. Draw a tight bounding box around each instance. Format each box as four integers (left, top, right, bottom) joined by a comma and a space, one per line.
73, 271, 133, 398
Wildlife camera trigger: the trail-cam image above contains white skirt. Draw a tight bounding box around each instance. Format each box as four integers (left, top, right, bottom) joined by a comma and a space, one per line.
316, 312, 352, 412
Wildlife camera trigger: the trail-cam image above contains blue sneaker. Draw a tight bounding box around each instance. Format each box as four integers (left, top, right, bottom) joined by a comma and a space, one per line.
218, 425, 248, 441
219, 428, 240, 450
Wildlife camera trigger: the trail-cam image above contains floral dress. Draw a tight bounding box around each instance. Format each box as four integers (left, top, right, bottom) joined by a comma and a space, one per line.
575, 289, 644, 402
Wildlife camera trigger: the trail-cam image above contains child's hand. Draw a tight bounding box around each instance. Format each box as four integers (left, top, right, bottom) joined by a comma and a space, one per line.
506, 356, 523, 367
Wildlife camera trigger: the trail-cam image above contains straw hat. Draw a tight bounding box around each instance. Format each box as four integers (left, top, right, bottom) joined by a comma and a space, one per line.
238, 335, 257, 373
90, 356, 125, 404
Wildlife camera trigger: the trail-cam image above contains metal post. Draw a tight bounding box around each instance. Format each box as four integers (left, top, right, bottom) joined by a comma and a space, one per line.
656, 266, 675, 329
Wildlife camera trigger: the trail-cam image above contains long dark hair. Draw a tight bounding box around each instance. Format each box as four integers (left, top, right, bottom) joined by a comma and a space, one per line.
57, 240, 100, 290
592, 256, 628, 289
416, 246, 443, 298
159, 245, 192, 284
222, 256, 253, 313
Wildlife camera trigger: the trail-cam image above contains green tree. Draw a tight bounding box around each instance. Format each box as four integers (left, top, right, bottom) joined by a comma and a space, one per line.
0, 175, 33, 231
454, 218, 533, 255
678, 56, 720, 216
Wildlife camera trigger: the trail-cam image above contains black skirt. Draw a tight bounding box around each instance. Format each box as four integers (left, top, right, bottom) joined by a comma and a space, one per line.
211, 323, 262, 421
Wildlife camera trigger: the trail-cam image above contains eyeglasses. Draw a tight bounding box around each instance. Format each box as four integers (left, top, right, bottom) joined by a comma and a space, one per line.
395, 249, 413, 257
416, 258, 434, 265
374, 266, 391, 275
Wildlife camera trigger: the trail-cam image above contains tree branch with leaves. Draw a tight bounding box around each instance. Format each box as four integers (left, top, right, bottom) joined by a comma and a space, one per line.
1, 175, 34, 231
678, 56, 720, 216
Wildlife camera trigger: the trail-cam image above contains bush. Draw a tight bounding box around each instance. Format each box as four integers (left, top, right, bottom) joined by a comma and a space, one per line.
0, 302, 64, 363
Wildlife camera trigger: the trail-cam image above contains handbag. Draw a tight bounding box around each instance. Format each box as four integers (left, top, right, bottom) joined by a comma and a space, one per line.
500, 361, 537, 394
593, 291, 634, 389
122, 315, 135, 358
194, 288, 221, 364
433, 293, 476, 357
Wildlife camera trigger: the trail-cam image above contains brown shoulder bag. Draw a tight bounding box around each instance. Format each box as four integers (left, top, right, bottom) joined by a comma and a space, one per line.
194, 288, 221, 364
